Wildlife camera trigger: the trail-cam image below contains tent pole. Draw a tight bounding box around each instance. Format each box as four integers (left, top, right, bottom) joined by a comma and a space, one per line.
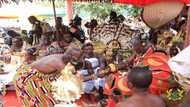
66, 0, 73, 24
185, 6, 190, 47
52, 0, 57, 24
52, 0, 59, 40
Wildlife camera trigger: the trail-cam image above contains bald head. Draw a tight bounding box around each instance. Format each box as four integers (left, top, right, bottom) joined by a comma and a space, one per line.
63, 47, 81, 61
128, 67, 152, 90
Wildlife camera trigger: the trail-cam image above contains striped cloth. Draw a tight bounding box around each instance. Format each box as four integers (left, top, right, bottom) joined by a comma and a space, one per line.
14, 63, 60, 107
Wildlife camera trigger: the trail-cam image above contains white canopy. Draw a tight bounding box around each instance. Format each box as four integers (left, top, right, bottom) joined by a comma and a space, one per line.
0, 2, 65, 29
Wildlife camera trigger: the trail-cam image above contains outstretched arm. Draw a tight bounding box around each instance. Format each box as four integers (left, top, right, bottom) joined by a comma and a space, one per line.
30, 55, 64, 74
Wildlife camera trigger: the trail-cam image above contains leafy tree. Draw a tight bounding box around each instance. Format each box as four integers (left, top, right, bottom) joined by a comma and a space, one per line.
0, 0, 142, 20
74, 3, 142, 20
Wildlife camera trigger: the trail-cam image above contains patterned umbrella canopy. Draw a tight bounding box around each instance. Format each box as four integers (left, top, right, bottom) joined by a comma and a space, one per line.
112, 0, 190, 6
0, 0, 189, 6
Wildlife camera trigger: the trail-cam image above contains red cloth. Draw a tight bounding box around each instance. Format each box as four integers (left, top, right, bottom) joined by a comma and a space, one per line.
3, 91, 22, 107
143, 49, 172, 95
104, 73, 121, 95
149, 71, 172, 95
143, 49, 171, 72
113, 0, 190, 7
107, 98, 116, 107
75, 94, 97, 106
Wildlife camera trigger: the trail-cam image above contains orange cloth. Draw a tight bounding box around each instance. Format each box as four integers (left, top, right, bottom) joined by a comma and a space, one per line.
149, 71, 171, 95
143, 49, 172, 95
104, 73, 131, 96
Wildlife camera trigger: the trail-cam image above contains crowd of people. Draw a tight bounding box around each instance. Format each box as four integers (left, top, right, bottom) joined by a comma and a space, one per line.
0, 7, 190, 107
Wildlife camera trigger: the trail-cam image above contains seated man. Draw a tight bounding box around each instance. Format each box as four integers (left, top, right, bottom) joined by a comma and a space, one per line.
117, 67, 166, 107
79, 42, 106, 104
14, 47, 81, 107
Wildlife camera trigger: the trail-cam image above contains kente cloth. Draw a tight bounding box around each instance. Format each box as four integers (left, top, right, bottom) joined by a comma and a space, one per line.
149, 71, 172, 95
104, 73, 120, 96
104, 71, 129, 107
128, 48, 172, 95
104, 64, 131, 96
129, 47, 154, 68
104, 73, 131, 96
143, 48, 172, 95
14, 63, 59, 107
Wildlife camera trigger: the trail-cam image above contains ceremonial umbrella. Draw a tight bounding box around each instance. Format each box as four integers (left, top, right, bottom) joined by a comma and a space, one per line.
112, 0, 190, 6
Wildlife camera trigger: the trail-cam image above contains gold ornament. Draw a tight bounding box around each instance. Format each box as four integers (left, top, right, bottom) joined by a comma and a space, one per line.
166, 88, 184, 101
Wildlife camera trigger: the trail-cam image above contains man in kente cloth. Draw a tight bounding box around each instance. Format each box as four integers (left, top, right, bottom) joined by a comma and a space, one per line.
128, 35, 173, 95
14, 47, 81, 107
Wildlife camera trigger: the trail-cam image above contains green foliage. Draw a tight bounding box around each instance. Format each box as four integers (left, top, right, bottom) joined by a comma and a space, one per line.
125, 5, 142, 17
0, 0, 142, 20
74, 3, 142, 20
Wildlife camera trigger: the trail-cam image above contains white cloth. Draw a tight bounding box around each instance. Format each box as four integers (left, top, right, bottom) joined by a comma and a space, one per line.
54, 103, 77, 107
94, 67, 105, 89
80, 69, 95, 93
85, 58, 99, 69
80, 57, 105, 93
168, 46, 190, 76
168, 46, 190, 89
0, 64, 20, 91
51, 63, 83, 102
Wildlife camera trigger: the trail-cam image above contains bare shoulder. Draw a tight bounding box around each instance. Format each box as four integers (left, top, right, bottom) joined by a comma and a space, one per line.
149, 94, 166, 107
125, 99, 138, 107
115, 100, 135, 107
30, 54, 64, 73
124, 97, 138, 107
123, 94, 166, 107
